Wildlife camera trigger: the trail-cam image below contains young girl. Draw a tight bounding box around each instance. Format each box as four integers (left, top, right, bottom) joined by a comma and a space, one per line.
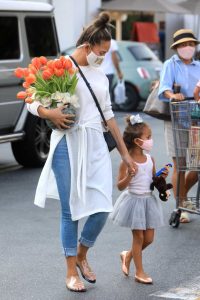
111, 114, 166, 284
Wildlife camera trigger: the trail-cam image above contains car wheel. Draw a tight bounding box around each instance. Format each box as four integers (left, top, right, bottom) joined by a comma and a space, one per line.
118, 84, 140, 111
11, 114, 51, 167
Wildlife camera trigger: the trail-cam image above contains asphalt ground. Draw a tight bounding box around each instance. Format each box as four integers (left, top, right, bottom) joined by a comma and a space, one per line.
1, 112, 200, 300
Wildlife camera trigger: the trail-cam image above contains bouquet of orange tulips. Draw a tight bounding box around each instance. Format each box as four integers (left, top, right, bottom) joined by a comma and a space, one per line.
15, 56, 79, 129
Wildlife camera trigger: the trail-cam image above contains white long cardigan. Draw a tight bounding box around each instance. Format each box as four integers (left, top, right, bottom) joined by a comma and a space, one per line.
27, 65, 114, 221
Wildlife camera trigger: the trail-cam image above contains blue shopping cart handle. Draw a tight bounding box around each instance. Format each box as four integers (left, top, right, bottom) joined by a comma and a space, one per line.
155, 163, 172, 177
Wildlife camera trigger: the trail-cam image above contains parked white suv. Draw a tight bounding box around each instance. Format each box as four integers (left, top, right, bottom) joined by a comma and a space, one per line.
0, 0, 60, 167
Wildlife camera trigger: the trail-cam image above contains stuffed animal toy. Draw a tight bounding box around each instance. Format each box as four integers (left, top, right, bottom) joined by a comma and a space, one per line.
150, 175, 173, 201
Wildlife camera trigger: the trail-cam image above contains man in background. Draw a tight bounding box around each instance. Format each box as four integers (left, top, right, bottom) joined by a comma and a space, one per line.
101, 39, 123, 102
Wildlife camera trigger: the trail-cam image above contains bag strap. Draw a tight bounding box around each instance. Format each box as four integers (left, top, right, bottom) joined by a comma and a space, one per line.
69, 55, 108, 129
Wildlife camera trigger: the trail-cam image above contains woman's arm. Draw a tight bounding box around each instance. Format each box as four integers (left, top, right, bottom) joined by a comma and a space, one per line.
117, 161, 135, 191
164, 90, 184, 101
194, 80, 200, 101
158, 58, 184, 101
27, 102, 75, 130
106, 117, 137, 173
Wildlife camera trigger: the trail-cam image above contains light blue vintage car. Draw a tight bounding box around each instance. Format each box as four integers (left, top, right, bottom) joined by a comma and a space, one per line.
113, 41, 163, 111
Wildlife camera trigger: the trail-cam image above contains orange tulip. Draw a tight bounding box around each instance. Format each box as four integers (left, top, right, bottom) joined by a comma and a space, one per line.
54, 68, 64, 77
63, 59, 72, 70
26, 74, 36, 85
54, 59, 63, 69
17, 91, 27, 99
27, 92, 32, 97
31, 57, 42, 69
25, 97, 33, 104
23, 82, 30, 89
28, 64, 38, 74
41, 65, 47, 71
14, 68, 25, 78
23, 68, 30, 77
39, 56, 47, 65
47, 60, 54, 69
42, 69, 53, 80
68, 67, 76, 75
59, 56, 66, 62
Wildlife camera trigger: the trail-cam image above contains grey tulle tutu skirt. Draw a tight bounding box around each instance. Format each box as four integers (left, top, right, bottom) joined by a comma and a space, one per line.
110, 191, 164, 230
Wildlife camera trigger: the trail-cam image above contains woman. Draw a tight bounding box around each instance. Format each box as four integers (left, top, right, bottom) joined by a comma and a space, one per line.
27, 12, 136, 292
158, 29, 200, 223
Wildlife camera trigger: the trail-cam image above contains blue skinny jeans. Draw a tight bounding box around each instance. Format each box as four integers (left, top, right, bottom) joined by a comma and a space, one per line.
52, 136, 109, 257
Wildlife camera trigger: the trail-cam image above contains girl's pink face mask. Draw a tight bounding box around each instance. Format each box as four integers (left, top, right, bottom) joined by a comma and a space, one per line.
138, 138, 153, 152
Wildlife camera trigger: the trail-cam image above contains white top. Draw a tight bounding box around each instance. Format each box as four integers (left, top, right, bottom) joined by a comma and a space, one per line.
101, 39, 118, 75
27, 64, 114, 221
128, 154, 153, 194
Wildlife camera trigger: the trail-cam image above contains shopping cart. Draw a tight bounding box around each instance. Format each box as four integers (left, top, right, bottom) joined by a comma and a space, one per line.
169, 99, 200, 228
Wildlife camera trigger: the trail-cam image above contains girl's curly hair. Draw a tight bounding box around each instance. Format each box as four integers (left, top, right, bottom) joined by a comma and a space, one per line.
123, 116, 148, 150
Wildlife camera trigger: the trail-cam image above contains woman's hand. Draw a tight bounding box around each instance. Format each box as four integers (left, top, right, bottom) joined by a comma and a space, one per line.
194, 85, 200, 102
38, 106, 75, 130
122, 153, 138, 175
171, 93, 185, 101
164, 90, 185, 101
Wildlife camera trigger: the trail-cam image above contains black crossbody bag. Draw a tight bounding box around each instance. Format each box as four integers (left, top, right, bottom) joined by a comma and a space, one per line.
70, 56, 117, 152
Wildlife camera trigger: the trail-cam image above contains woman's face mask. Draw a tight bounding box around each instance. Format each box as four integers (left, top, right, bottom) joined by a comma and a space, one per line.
86, 50, 105, 68
177, 46, 195, 60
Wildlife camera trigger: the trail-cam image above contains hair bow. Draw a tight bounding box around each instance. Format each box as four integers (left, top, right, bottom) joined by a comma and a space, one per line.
130, 114, 143, 125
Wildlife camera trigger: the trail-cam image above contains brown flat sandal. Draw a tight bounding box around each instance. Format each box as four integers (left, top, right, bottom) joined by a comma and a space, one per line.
66, 275, 86, 292
76, 259, 96, 283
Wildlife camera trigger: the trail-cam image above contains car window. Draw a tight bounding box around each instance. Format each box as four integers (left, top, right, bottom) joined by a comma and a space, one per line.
128, 44, 158, 61
25, 17, 59, 57
0, 16, 20, 60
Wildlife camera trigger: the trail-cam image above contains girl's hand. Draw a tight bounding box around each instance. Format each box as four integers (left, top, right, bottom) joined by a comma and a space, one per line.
161, 166, 170, 178
194, 85, 200, 102
122, 153, 138, 175
46, 106, 75, 130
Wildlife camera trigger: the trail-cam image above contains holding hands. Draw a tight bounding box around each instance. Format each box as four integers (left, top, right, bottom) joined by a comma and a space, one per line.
122, 153, 138, 177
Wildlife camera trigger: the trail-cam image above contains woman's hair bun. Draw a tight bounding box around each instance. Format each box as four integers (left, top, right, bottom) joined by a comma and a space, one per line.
94, 12, 111, 28
125, 115, 131, 126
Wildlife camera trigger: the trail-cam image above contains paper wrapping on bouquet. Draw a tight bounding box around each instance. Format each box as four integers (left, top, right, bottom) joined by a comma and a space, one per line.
45, 104, 76, 130
187, 126, 200, 168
